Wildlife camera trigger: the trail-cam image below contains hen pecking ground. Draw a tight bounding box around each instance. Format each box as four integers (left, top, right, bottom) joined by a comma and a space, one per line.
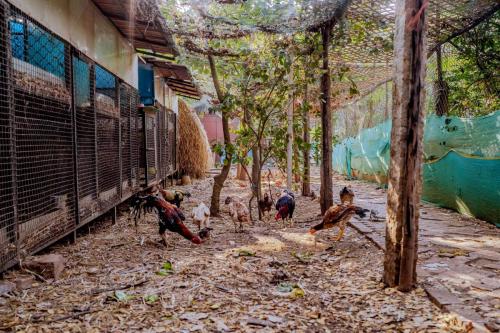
0, 177, 467, 332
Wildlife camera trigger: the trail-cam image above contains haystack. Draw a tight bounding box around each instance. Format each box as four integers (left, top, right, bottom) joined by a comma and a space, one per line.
178, 100, 213, 178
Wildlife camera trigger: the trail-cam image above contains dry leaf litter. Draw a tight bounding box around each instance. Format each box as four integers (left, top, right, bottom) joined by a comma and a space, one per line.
0, 177, 471, 332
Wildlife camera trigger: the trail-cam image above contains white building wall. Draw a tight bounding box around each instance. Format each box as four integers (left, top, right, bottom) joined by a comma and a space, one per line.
9, 0, 138, 88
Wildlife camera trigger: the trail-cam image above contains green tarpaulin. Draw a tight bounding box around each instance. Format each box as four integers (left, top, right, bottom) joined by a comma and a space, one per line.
333, 111, 500, 226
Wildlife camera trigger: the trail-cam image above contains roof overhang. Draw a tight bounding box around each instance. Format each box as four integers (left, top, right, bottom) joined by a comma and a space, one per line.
142, 55, 201, 99
92, 0, 179, 56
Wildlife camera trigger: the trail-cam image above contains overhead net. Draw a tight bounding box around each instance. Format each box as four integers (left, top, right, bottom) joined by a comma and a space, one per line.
159, 0, 499, 104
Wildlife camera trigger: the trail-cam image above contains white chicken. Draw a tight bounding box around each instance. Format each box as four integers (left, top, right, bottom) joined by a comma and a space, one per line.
191, 202, 211, 231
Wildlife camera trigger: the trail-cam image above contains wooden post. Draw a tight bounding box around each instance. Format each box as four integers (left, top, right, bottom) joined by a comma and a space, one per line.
319, 21, 334, 214
435, 45, 448, 116
111, 206, 117, 225
302, 84, 311, 197
384, 0, 428, 291
286, 66, 293, 190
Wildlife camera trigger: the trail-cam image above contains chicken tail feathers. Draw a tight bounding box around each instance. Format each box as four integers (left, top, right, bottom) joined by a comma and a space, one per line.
354, 207, 370, 218
176, 221, 203, 244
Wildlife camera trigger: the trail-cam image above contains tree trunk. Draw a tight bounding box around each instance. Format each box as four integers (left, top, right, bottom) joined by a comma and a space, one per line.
319, 22, 334, 214
384, 0, 427, 292
208, 54, 232, 216
251, 144, 262, 220
384, 79, 390, 120
236, 164, 247, 180
366, 98, 375, 128
286, 73, 294, 190
435, 45, 449, 116
302, 85, 311, 197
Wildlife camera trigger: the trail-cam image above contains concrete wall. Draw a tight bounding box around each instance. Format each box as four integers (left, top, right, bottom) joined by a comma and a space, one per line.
153, 69, 178, 113
9, 0, 138, 88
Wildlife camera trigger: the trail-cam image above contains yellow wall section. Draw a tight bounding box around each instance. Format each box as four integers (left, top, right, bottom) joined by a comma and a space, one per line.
9, 0, 138, 88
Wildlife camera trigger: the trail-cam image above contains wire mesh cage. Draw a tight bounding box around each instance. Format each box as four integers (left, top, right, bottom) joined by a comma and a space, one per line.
158, 106, 167, 179
130, 89, 139, 188
0, 0, 16, 270
8, 5, 75, 255
0, 1, 165, 272
73, 54, 98, 222
166, 110, 176, 174
9, 9, 71, 104
119, 83, 141, 197
146, 112, 158, 184
95, 64, 120, 210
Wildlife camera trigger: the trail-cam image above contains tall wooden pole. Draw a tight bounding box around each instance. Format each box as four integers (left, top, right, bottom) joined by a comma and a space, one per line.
384, 0, 428, 291
319, 21, 334, 214
286, 66, 293, 190
302, 83, 311, 197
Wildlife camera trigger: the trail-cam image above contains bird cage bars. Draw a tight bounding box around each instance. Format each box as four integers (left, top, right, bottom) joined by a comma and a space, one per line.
138, 104, 177, 187
8, 6, 75, 257
0, 2, 175, 272
95, 64, 121, 211
167, 110, 177, 175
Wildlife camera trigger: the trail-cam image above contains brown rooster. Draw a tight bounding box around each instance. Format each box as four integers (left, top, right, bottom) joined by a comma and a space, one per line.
225, 196, 250, 232
131, 195, 207, 246
309, 204, 369, 246
158, 187, 191, 208
258, 193, 273, 220
339, 186, 354, 205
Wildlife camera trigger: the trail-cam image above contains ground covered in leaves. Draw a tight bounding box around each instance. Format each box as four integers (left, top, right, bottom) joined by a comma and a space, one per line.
1, 176, 468, 332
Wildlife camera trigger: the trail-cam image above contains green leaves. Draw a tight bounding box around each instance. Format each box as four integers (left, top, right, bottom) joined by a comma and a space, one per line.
144, 294, 160, 304
113, 290, 134, 302
237, 249, 256, 257
276, 282, 305, 298
157, 261, 174, 276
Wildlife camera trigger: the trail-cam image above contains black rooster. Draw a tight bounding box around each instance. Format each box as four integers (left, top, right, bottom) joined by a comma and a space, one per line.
275, 190, 295, 227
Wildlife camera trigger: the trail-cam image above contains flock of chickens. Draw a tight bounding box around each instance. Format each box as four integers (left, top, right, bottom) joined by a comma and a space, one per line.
131, 184, 369, 247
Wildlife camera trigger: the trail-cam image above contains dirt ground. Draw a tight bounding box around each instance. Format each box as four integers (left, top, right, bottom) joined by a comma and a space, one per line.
0, 175, 477, 332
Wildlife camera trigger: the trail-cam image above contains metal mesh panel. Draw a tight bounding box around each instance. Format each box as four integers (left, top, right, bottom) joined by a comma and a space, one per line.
145, 113, 157, 183
171, 112, 178, 172
0, 0, 16, 269
158, 107, 167, 179
130, 89, 139, 188
9, 6, 75, 254
95, 64, 120, 210
166, 110, 175, 175
73, 55, 97, 222
120, 83, 132, 196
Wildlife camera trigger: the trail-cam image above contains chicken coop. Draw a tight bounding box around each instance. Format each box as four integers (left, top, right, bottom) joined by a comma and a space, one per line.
138, 105, 177, 187
0, 1, 179, 272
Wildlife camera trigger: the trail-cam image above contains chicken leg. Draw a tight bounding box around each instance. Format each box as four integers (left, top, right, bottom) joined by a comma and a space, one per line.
334, 225, 346, 241
160, 232, 169, 247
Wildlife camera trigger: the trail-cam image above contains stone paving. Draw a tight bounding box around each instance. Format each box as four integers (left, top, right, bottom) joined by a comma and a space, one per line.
319, 173, 500, 332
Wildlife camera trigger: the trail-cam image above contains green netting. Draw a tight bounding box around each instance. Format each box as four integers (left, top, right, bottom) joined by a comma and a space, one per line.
333, 111, 500, 226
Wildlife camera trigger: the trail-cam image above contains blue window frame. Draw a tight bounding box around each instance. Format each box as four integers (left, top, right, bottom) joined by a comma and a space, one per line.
9, 18, 65, 80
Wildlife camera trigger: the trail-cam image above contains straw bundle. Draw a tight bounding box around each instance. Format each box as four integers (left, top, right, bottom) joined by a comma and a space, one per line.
178, 100, 213, 178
